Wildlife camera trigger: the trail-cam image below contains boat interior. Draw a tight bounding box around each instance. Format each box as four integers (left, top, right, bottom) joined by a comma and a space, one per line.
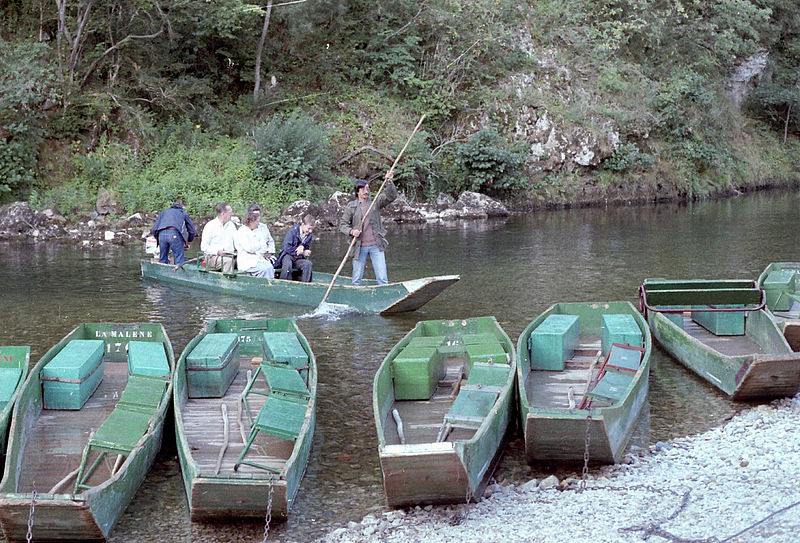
525, 339, 603, 410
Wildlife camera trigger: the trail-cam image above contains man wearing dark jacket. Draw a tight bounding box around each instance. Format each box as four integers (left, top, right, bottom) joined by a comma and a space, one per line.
276, 215, 315, 282
150, 200, 196, 265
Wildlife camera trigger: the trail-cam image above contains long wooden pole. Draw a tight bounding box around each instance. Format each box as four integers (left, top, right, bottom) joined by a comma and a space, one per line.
317, 114, 426, 308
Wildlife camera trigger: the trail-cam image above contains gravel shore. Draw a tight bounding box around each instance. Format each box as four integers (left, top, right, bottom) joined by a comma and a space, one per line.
318, 395, 800, 543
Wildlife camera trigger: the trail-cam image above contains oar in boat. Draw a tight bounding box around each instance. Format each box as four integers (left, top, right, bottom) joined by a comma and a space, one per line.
172, 257, 199, 271
310, 114, 426, 316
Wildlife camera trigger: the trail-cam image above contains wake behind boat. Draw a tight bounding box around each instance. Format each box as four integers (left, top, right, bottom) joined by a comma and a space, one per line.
141, 259, 459, 314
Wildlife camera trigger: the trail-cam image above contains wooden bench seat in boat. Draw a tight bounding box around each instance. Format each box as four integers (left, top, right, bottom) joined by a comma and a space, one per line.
763, 270, 797, 311
585, 372, 633, 404
464, 341, 508, 366
235, 394, 308, 473
259, 362, 309, 400
600, 314, 642, 354
579, 343, 642, 409
392, 345, 444, 400
186, 333, 239, 398
262, 331, 309, 380
465, 363, 510, 388
41, 339, 105, 410
444, 388, 499, 429
127, 341, 170, 378
0, 366, 23, 408
691, 305, 745, 336
529, 314, 579, 370
116, 374, 168, 414
604, 343, 645, 374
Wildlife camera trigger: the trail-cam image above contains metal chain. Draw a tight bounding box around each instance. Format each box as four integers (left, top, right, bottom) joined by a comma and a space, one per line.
578, 414, 591, 492
27, 485, 37, 543
262, 477, 274, 542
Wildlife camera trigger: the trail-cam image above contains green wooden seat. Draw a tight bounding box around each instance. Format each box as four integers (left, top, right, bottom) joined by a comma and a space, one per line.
262, 332, 308, 367
74, 407, 153, 492
465, 363, 509, 387
127, 341, 170, 378
42, 339, 105, 410
186, 333, 239, 398
586, 372, 632, 404
262, 363, 309, 399
604, 343, 644, 374
0, 367, 23, 403
392, 345, 444, 400
601, 314, 642, 354
116, 375, 168, 414
234, 394, 308, 473
444, 388, 498, 429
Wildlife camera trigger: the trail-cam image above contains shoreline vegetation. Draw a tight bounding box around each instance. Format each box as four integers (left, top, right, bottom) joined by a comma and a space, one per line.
2, 1, 800, 222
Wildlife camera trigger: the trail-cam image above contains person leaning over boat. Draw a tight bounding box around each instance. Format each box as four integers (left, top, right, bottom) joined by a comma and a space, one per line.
247, 203, 276, 264
275, 214, 315, 282
234, 212, 274, 278
338, 170, 397, 285
150, 199, 196, 265
200, 202, 236, 272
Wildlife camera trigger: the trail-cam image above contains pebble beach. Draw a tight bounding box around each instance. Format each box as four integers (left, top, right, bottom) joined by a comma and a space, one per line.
318, 395, 800, 543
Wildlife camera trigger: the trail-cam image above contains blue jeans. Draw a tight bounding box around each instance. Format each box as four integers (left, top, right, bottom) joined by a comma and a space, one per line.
158, 229, 185, 264
352, 245, 387, 285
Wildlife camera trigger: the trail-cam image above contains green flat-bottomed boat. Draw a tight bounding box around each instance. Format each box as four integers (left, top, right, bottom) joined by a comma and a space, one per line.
373, 317, 515, 507
0, 347, 29, 471
640, 278, 800, 400
517, 302, 652, 464
0, 323, 174, 542
141, 259, 459, 314
175, 318, 316, 520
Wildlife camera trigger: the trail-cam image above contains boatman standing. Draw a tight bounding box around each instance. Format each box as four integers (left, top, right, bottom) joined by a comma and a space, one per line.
339, 170, 397, 285
150, 199, 196, 265
201, 202, 236, 272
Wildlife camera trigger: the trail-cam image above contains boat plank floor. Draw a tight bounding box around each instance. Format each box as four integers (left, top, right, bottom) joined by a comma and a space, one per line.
183, 356, 294, 475
682, 317, 764, 356
18, 361, 128, 492
525, 340, 601, 409
385, 356, 476, 445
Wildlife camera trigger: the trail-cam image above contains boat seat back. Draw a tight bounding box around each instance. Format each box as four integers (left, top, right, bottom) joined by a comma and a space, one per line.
0, 367, 23, 403
127, 341, 170, 379
444, 388, 499, 429
262, 362, 309, 399
604, 343, 644, 374
465, 363, 510, 387
42, 339, 105, 410
586, 372, 633, 404
116, 374, 168, 414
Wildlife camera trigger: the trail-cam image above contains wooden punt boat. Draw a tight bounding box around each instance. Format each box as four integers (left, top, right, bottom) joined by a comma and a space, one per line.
141, 259, 459, 314
517, 302, 652, 464
756, 262, 800, 350
640, 278, 800, 400
0, 323, 174, 542
175, 318, 316, 520
0, 347, 29, 468
373, 317, 515, 507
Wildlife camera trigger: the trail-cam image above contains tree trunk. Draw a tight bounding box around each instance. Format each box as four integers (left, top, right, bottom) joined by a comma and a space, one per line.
253, 0, 274, 102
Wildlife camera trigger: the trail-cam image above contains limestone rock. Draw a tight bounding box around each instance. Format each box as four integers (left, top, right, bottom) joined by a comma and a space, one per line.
0, 202, 35, 234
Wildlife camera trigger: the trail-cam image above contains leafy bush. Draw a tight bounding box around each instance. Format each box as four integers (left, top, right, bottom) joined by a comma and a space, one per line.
604, 142, 654, 172
449, 127, 529, 195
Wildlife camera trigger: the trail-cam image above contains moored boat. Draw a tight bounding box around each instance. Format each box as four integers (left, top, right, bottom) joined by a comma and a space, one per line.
174, 318, 316, 520
373, 317, 515, 507
141, 259, 459, 314
0, 323, 174, 542
757, 262, 800, 350
640, 278, 800, 400
517, 302, 651, 464
0, 347, 29, 469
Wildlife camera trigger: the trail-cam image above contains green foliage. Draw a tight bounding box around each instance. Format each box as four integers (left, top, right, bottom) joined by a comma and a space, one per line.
389, 131, 443, 201
449, 127, 529, 195
603, 142, 653, 172
29, 182, 94, 215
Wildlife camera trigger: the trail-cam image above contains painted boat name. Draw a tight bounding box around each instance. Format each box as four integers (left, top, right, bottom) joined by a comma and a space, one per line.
94, 330, 154, 338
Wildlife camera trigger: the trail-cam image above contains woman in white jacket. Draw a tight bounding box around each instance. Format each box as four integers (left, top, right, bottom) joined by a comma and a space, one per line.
234, 212, 275, 278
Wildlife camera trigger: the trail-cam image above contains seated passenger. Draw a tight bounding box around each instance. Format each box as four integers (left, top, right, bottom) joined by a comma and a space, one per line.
235, 212, 274, 278
200, 202, 236, 272
276, 214, 315, 282
247, 203, 276, 265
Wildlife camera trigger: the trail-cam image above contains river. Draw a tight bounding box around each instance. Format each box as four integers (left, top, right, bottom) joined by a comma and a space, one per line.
1, 189, 798, 542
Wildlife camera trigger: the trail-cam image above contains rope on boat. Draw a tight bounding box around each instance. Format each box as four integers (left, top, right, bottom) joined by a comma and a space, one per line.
48, 468, 80, 494
237, 392, 248, 445
215, 403, 229, 475
391, 409, 406, 445
436, 422, 452, 443
112, 454, 124, 475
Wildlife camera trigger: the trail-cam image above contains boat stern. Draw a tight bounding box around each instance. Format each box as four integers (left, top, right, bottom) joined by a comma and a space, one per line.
0, 495, 104, 542
189, 477, 289, 521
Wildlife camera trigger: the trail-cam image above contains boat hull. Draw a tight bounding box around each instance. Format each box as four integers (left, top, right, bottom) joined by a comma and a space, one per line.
141, 259, 458, 314
517, 302, 652, 464
174, 319, 316, 521
374, 317, 515, 507
0, 324, 173, 542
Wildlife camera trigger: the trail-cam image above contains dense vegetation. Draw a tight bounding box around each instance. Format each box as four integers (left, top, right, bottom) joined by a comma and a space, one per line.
1, 0, 799, 217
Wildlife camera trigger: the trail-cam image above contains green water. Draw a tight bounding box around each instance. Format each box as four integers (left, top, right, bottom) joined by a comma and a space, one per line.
2, 190, 799, 542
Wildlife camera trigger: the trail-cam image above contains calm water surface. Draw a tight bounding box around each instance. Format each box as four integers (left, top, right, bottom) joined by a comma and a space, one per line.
2, 190, 799, 542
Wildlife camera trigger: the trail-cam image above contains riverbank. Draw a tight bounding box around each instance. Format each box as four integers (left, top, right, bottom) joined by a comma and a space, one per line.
319, 394, 800, 543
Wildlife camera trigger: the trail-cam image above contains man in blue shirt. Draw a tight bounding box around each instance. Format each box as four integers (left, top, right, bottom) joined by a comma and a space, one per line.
150, 200, 196, 265
276, 215, 315, 282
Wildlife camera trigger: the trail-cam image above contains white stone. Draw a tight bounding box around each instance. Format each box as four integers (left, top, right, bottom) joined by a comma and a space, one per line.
104, 230, 115, 241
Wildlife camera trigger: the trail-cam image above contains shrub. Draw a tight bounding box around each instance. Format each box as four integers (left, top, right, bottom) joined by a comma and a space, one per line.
449, 127, 529, 195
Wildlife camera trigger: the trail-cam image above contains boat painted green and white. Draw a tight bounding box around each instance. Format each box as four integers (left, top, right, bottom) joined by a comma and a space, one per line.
0, 323, 174, 542
141, 259, 459, 314
517, 302, 651, 464
175, 318, 316, 520
373, 317, 515, 507
0, 347, 29, 470
640, 278, 800, 400
757, 262, 800, 350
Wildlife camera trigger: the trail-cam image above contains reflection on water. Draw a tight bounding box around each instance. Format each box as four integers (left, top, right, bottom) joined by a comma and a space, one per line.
2, 190, 800, 541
